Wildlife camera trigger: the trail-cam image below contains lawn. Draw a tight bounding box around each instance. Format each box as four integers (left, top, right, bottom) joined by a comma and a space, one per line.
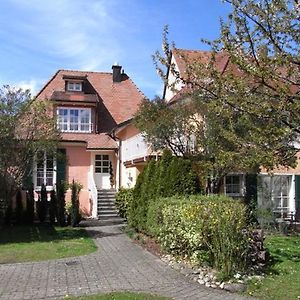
66, 292, 169, 300
246, 234, 300, 300
0, 224, 97, 263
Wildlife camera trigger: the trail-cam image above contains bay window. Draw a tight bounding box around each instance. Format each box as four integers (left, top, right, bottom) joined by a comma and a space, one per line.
57, 107, 92, 132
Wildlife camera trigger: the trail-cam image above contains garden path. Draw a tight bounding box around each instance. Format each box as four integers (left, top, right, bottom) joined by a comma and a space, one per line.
0, 221, 251, 300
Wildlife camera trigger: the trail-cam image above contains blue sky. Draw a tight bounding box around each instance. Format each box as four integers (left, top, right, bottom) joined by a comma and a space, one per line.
0, 0, 230, 99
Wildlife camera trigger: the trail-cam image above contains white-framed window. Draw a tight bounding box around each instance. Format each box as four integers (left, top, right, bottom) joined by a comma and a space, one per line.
57, 107, 92, 132
67, 81, 82, 91
95, 155, 110, 174
35, 152, 56, 190
258, 174, 295, 217
224, 174, 244, 198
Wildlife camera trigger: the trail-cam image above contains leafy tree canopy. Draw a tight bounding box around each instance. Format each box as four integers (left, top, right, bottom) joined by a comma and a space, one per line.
135, 0, 300, 193
0, 85, 60, 209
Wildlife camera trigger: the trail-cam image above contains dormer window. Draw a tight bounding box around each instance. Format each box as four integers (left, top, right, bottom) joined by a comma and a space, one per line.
67, 81, 82, 92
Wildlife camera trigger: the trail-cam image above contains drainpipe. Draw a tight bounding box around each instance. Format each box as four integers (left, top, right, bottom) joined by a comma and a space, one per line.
107, 132, 122, 190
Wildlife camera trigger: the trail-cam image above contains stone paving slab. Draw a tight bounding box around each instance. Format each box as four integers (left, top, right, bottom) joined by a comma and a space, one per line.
0, 222, 251, 300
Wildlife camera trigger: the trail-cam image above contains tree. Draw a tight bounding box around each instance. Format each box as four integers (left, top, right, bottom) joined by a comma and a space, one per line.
136, 8, 299, 193
0, 85, 59, 219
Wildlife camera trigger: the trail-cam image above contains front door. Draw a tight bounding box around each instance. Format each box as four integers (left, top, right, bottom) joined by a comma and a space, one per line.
94, 154, 110, 189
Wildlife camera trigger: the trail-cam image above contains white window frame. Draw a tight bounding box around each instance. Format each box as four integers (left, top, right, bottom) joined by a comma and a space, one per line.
67, 81, 82, 91
34, 152, 56, 191
95, 154, 110, 174
224, 174, 244, 198
258, 173, 295, 218
57, 107, 92, 133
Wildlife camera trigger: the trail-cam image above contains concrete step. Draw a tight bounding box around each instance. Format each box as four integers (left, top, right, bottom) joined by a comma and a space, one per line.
98, 210, 119, 215
97, 215, 122, 220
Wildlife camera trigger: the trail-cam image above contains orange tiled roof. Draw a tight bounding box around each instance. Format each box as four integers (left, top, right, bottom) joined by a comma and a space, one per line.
36, 69, 145, 124
36, 69, 145, 149
61, 132, 117, 149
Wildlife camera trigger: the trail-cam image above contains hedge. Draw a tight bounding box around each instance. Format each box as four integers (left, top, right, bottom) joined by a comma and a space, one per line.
147, 195, 259, 278
127, 150, 200, 232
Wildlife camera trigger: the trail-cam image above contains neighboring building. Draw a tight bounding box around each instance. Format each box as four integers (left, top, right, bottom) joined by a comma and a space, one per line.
33, 64, 144, 217
163, 48, 300, 221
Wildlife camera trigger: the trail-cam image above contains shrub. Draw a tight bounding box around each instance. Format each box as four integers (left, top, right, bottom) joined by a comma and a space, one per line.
49, 189, 57, 224
57, 180, 67, 226
115, 187, 133, 219
129, 160, 158, 231
128, 151, 200, 232
37, 184, 48, 223
69, 180, 82, 227
151, 195, 257, 278
15, 189, 23, 223
25, 183, 35, 224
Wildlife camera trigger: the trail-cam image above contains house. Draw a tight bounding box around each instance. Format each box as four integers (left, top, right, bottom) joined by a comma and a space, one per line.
33, 64, 144, 217
163, 48, 300, 221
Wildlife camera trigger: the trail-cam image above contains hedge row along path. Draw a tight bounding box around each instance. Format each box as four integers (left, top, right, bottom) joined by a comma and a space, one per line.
0, 220, 250, 300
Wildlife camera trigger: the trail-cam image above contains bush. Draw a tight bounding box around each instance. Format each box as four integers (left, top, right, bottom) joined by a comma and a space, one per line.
49, 189, 57, 224
37, 184, 48, 223
69, 180, 82, 227
128, 150, 200, 232
57, 180, 67, 227
15, 189, 23, 223
25, 184, 35, 224
115, 187, 133, 219
148, 195, 257, 278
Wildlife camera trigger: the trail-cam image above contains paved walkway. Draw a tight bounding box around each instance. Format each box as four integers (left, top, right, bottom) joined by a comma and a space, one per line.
0, 222, 250, 300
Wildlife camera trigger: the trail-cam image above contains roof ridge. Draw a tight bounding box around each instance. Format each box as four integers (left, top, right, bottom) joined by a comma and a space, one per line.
58, 69, 113, 75
174, 48, 212, 54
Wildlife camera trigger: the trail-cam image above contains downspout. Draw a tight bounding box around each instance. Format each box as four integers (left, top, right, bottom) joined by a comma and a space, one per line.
107, 131, 122, 190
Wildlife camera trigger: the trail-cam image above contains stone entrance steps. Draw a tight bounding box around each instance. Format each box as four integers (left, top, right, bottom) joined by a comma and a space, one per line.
97, 189, 124, 225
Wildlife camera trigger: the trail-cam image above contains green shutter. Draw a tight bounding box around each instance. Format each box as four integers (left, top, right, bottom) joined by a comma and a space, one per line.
22, 158, 33, 190
295, 175, 300, 221
56, 149, 66, 184
245, 174, 257, 205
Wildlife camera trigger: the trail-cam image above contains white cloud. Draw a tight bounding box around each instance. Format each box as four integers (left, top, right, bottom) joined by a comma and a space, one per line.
6, 0, 123, 71
14, 79, 43, 95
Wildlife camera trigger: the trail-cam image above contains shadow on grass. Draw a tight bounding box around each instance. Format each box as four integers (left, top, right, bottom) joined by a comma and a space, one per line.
262, 234, 300, 275
0, 223, 90, 245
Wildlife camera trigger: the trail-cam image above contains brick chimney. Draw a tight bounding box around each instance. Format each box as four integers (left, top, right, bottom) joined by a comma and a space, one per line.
112, 63, 122, 83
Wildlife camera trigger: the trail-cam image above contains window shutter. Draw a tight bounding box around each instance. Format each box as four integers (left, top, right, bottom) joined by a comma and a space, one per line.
245, 174, 257, 205
57, 149, 66, 184
295, 175, 300, 221
22, 158, 33, 190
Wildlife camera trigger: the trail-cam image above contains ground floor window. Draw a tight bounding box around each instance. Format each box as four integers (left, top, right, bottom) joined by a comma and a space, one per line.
224, 174, 244, 198
35, 152, 56, 189
257, 174, 294, 218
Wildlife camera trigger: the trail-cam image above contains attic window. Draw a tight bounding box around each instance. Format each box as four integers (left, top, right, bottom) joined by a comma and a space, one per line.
67, 82, 82, 92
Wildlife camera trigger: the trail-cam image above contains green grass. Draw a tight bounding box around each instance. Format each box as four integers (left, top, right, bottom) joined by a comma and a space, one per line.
0, 224, 97, 263
246, 234, 300, 300
65, 292, 169, 300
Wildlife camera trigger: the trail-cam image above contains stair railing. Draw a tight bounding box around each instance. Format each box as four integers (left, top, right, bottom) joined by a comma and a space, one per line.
88, 171, 98, 218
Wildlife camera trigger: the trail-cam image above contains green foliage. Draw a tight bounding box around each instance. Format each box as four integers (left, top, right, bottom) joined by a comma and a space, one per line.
115, 188, 134, 219
128, 151, 200, 232
147, 195, 260, 278
49, 189, 57, 224
15, 190, 23, 224
70, 180, 82, 227
0, 85, 59, 217
37, 184, 48, 223
25, 184, 34, 224
56, 180, 67, 227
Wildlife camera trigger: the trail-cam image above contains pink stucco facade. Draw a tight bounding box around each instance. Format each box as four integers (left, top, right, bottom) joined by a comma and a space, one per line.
64, 145, 91, 216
